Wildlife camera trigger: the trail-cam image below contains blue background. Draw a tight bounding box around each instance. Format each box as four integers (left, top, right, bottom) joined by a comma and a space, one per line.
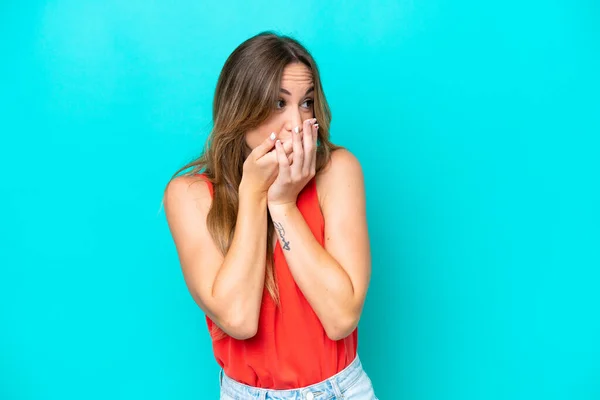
1, 1, 599, 399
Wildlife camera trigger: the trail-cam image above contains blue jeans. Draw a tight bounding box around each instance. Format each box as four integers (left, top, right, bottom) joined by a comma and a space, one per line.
219, 354, 378, 399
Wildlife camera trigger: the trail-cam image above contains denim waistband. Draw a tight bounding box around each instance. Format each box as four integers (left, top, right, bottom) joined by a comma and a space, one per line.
219, 354, 364, 399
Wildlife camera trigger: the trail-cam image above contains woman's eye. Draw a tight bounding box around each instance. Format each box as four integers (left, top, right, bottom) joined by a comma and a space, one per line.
276, 99, 313, 110
302, 99, 314, 109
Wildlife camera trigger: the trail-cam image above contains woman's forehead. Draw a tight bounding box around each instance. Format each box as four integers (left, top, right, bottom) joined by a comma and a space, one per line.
281, 64, 313, 87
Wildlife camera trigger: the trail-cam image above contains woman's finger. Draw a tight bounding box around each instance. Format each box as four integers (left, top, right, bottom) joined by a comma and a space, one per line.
275, 140, 291, 178
253, 132, 277, 159
282, 138, 293, 155
311, 122, 318, 174
303, 118, 317, 176
291, 125, 304, 176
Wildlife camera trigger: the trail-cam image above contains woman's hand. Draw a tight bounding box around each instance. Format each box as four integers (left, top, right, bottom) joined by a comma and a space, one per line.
267, 118, 319, 208
241, 133, 293, 196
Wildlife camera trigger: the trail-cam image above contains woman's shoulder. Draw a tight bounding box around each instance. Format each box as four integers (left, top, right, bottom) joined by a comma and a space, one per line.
317, 148, 364, 187
330, 147, 362, 168
316, 148, 364, 207
163, 173, 213, 219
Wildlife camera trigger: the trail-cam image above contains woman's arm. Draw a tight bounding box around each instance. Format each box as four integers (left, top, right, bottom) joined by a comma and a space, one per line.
164, 176, 269, 340
268, 148, 371, 340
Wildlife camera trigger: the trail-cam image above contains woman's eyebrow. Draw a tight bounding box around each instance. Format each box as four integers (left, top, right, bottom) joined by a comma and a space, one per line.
279, 86, 315, 96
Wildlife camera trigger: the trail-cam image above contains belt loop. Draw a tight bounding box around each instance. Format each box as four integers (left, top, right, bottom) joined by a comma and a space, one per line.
219, 368, 223, 387
331, 378, 343, 398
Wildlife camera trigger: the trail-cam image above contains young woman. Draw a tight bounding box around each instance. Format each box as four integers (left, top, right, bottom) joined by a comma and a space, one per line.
164, 31, 378, 399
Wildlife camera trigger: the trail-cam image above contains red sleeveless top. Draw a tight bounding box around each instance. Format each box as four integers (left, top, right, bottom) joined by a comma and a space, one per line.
199, 174, 357, 389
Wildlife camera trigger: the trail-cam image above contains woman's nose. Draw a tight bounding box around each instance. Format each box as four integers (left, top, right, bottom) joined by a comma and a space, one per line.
285, 108, 303, 134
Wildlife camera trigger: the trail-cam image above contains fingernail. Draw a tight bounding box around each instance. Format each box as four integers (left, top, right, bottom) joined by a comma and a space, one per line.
294, 126, 299, 134
270, 132, 276, 140
314, 124, 319, 130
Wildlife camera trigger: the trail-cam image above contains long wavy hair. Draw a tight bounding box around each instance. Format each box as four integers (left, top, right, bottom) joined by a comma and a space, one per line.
164, 31, 341, 338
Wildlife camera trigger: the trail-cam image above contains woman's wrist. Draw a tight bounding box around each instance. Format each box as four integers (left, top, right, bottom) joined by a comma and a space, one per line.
268, 201, 297, 216
239, 180, 268, 204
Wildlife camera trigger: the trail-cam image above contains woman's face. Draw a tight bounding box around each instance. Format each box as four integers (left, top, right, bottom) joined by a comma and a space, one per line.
245, 62, 315, 150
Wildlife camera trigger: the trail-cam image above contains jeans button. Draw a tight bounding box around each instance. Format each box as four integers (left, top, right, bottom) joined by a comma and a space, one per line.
306, 392, 314, 400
